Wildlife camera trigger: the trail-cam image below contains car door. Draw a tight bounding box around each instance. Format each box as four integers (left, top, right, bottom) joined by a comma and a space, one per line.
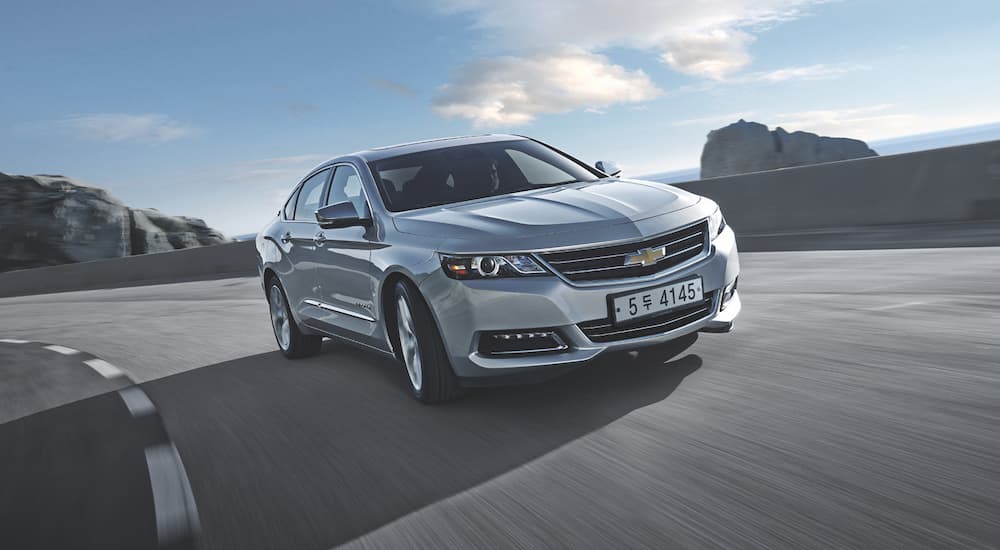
281, 167, 332, 320
306, 163, 380, 344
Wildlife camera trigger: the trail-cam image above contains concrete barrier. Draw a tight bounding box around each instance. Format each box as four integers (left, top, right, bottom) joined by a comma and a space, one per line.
2, 140, 998, 298
674, 140, 1000, 233
0, 240, 257, 298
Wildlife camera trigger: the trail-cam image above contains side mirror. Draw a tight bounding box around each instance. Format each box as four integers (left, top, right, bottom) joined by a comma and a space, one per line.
315, 201, 371, 229
595, 160, 622, 177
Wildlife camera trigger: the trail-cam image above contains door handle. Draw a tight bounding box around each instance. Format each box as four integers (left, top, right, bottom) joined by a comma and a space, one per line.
314, 232, 326, 246
280, 231, 292, 244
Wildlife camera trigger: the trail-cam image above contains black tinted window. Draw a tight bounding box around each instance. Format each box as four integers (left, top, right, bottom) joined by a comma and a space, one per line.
293, 169, 330, 221
370, 140, 600, 212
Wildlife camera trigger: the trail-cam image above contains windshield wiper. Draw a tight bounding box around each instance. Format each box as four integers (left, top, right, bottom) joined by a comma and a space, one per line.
534, 179, 579, 188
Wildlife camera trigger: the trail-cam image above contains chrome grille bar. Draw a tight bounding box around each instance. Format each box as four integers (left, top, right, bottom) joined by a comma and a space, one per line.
539, 220, 709, 282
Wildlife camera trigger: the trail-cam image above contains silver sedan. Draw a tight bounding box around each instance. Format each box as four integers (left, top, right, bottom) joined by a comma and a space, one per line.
257, 134, 740, 402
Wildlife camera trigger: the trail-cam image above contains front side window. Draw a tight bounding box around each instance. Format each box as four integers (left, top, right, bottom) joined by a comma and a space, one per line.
293, 169, 331, 221
325, 164, 368, 218
369, 139, 601, 212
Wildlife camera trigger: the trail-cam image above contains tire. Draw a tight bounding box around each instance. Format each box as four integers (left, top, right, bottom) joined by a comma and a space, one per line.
393, 280, 462, 403
268, 279, 323, 359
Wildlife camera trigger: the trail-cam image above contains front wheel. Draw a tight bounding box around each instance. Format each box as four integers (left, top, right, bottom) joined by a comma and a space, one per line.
268, 280, 323, 358
394, 281, 461, 403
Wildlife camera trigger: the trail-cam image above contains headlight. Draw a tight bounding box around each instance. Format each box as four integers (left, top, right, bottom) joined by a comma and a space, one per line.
440, 253, 548, 279
708, 206, 727, 240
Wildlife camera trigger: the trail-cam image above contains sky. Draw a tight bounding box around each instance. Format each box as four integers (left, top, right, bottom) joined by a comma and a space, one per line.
2, 0, 999, 236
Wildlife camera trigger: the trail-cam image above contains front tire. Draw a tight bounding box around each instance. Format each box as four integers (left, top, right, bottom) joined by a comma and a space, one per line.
268, 280, 322, 358
394, 281, 461, 403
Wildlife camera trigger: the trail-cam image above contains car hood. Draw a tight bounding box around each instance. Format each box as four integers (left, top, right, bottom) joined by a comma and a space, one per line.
392, 178, 704, 253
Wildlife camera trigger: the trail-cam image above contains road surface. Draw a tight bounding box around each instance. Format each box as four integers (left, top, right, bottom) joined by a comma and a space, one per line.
1, 247, 998, 549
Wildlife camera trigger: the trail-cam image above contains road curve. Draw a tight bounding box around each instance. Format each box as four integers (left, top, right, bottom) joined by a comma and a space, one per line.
1, 247, 998, 549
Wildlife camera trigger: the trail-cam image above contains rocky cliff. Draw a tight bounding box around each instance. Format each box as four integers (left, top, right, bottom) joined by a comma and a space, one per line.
0, 172, 228, 272
701, 120, 877, 179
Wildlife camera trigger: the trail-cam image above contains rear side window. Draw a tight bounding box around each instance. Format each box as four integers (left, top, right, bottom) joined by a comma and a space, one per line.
293, 169, 331, 221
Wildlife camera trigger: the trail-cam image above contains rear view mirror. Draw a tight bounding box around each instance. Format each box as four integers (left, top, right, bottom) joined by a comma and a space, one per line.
595, 160, 622, 177
315, 201, 371, 229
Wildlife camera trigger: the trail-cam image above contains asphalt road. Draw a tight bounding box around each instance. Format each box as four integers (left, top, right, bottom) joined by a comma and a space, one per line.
1, 247, 999, 549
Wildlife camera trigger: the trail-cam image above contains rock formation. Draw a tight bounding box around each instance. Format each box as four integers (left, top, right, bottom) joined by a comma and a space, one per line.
0, 172, 228, 272
700, 120, 877, 178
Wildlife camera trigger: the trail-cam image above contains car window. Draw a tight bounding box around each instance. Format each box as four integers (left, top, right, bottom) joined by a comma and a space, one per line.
369, 139, 600, 212
325, 165, 368, 218
293, 169, 330, 221
505, 149, 578, 185
376, 166, 420, 192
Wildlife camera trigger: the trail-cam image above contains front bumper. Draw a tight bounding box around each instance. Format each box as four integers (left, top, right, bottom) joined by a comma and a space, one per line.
418, 226, 741, 382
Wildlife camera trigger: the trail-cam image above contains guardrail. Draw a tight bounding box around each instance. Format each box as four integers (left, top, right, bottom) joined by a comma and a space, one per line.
0, 240, 257, 298
1, 140, 997, 298
674, 139, 1000, 233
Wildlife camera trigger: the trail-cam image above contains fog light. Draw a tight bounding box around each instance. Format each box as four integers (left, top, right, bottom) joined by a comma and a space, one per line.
479, 330, 568, 355
720, 277, 738, 311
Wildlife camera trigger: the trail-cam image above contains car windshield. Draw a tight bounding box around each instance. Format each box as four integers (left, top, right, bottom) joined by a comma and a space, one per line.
369, 139, 602, 212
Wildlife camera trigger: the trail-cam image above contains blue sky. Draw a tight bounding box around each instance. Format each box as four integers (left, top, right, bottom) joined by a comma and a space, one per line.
2, 0, 999, 235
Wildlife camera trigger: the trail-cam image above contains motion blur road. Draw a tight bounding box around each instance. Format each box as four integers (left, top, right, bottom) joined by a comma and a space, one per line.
1, 247, 998, 549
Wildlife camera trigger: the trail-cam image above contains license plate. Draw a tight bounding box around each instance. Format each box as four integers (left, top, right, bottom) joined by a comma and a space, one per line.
611, 277, 704, 324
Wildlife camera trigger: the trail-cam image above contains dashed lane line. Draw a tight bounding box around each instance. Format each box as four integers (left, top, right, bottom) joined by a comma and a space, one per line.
2, 338, 201, 548
118, 387, 158, 418
145, 443, 201, 547
44, 344, 80, 355
84, 358, 125, 379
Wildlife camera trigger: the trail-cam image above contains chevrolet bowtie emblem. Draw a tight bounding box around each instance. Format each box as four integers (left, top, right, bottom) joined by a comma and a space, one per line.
624, 245, 667, 267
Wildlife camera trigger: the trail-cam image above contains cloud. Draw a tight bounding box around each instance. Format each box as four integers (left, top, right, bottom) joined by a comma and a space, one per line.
224, 154, 331, 185
368, 77, 418, 96
53, 113, 195, 142
285, 102, 320, 114
436, 0, 825, 81
771, 104, 1000, 142
433, 49, 662, 127
737, 63, 869, 83
661, 29, 756, 80
672, 112, 757, 127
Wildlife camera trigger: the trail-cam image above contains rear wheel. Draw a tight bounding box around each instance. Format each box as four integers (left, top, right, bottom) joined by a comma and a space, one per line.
394, 281, 461, 403
268, 280, 322, 358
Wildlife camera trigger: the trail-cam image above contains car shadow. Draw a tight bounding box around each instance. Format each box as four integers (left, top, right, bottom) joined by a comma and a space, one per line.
142, 334, 702, 550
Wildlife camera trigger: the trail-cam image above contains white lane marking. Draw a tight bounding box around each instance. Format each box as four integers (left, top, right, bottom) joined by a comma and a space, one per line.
44, 344, 79, 355
118, 387, 157, 417
145, 444, 201, 546
0, 338, 30, 344
867, 301, 927, 311
84, 358, 125, 378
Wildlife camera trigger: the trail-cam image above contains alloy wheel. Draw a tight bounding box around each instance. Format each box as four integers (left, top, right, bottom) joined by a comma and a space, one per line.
269, 285, 291, 351
396, 295, 422, 391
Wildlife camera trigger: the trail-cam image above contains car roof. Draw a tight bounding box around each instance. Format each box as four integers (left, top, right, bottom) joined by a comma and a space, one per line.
339, 134, 529, 164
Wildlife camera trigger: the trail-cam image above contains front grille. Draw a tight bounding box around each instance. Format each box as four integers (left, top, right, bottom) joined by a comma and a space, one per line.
539, 221, 708, 283
578, 291, 716, 343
